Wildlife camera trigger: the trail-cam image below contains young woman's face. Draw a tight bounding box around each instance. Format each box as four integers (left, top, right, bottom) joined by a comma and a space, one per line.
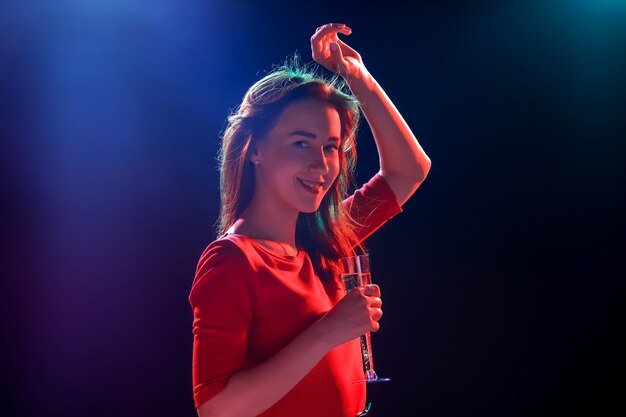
251, 97, 342, 214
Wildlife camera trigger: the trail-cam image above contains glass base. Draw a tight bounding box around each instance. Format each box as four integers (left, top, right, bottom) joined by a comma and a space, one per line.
356, 401, 372, 416
353, 370, 391, 384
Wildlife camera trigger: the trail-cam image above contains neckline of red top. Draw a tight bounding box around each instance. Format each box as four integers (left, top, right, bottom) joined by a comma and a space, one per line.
224, 232, 305, 260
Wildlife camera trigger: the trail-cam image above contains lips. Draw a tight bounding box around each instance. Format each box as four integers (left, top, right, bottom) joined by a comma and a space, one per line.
298, 178, 324, 194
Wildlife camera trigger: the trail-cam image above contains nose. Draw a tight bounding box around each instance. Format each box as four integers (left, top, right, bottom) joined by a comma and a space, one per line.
308, 148, 330, 175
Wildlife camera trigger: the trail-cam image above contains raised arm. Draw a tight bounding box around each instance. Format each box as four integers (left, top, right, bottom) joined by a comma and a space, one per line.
311, 22, 432, 206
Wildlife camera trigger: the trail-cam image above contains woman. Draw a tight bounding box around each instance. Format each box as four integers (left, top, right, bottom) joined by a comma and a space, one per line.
189, 22, 431, 417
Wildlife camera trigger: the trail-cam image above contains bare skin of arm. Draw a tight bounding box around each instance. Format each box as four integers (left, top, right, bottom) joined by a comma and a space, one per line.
312, 22, 432, 206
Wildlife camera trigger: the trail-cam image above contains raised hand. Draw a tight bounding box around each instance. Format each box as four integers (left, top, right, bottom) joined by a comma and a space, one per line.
310, 22, 367, 82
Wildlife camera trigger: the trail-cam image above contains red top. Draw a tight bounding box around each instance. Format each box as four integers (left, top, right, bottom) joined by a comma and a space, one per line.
189, 173, 403, 416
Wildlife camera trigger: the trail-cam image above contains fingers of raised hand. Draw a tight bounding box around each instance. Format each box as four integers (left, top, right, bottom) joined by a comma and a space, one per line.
336, 38, 360, 58
311, 22, 352, 43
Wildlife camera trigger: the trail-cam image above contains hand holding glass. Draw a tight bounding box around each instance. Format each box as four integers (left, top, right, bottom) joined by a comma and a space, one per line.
339, 253, 390, 384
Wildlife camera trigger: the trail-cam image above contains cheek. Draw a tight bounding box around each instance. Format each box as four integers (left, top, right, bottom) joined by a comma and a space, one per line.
271, 146, 342, 172
330, 156, 341, 173
279, 147, 308, 165
266, 148, 303, 173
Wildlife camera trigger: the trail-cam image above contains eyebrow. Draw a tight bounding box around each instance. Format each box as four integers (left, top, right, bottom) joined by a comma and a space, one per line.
287, 130, 340, 143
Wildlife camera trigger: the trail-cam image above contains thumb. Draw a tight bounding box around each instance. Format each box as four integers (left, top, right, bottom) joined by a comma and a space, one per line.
362, 284, 380, 296
329, 42, 345, 74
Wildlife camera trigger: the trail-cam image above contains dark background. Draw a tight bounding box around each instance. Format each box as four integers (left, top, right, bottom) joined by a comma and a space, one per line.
2, 1, 625, 416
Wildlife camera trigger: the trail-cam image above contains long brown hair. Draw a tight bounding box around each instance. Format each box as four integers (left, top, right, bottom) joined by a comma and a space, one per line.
215, 52, 367, 283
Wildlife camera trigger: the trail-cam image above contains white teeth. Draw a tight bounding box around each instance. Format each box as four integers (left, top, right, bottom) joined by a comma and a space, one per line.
299, 179, 321, 190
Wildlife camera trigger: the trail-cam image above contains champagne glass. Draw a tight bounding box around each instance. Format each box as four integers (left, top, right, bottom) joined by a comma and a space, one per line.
339, 253, 390, 384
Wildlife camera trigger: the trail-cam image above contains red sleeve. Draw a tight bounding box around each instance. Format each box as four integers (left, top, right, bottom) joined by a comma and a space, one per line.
188, 239, 256, 409
343, 173, 403, 244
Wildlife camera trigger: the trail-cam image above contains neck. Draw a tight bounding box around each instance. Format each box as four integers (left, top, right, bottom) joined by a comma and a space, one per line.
230, 218, 299, 256
237, 200, 299, 248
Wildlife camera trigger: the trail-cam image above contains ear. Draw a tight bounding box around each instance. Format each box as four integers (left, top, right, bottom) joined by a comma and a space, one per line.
248, 143, 260, 165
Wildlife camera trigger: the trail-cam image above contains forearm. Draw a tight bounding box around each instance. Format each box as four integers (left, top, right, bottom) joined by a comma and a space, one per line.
348, 68, 431, 181
197, 319, 330, 417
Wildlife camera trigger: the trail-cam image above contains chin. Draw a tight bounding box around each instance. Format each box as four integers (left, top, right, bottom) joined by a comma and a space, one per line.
297, 199, 324, 214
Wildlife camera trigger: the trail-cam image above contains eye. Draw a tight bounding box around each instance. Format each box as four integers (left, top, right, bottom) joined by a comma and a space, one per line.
293, 141, 339, 153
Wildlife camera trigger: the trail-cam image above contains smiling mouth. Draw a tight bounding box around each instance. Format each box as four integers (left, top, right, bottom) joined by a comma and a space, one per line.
298, 178, 323, 193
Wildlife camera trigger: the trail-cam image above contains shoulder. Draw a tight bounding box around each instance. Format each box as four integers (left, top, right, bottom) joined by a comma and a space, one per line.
195, 237, 248, 275
189, 237, 256, 305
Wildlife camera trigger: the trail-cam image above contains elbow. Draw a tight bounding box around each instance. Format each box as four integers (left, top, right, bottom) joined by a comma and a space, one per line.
425, 159, 432, 177
415, 158, 431, 183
